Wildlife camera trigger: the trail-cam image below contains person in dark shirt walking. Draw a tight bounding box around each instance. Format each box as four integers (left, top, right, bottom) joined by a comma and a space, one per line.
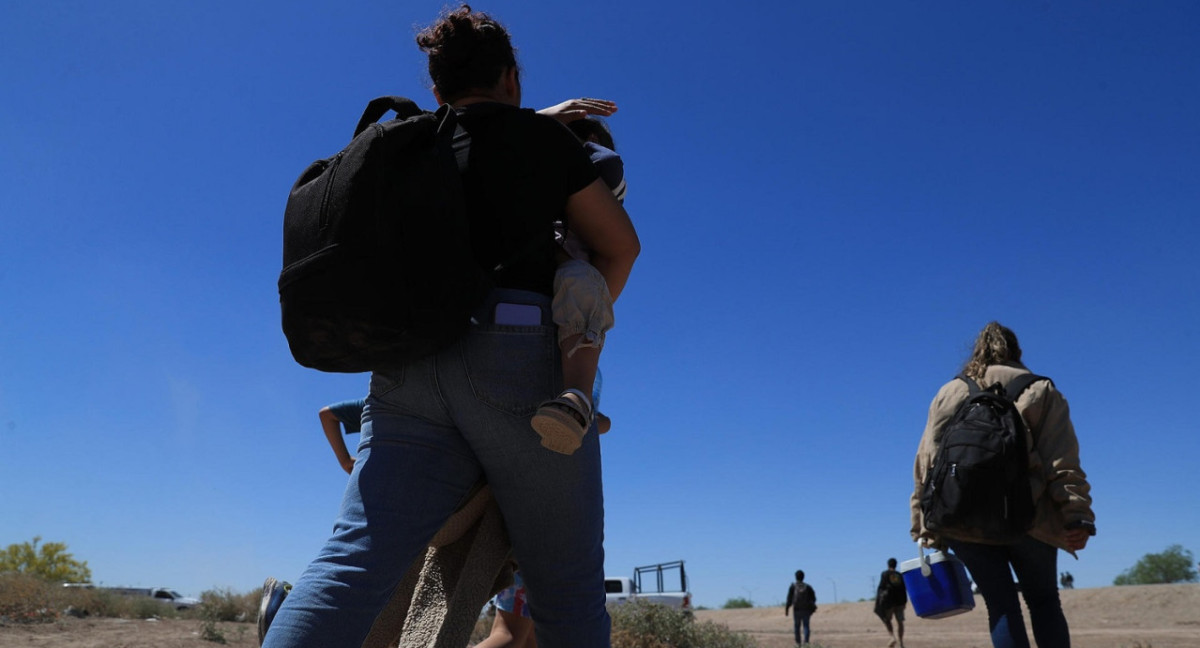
784, 569, 817, 646
874, 558, 908, 648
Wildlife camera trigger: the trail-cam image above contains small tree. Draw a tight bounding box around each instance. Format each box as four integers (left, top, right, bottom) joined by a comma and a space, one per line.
1113, 544, 1198, 585
0, 536, 92, 583
722, 597, 754, 609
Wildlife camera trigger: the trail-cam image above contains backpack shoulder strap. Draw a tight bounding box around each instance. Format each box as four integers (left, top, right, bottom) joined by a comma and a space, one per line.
1005, 373, 1051, 401
955, 373, 982, 396
1005, 373, 1053, 448
435, 104, 472, 173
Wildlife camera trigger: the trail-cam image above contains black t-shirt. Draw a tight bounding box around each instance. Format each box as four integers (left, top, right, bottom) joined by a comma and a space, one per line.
878, 570, 907, 607
455, 102, 599, 295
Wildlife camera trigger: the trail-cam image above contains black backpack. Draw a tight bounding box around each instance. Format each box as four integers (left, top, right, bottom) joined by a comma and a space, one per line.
920, 372, 1050, 543
278, 97, 489, 373
793, 582, 816, 612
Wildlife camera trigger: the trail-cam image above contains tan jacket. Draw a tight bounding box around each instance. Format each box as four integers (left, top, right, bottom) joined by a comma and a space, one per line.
909, 362, 1095, 551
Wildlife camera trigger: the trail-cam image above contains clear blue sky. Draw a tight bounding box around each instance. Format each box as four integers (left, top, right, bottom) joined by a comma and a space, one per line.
2, 1, 1198, 608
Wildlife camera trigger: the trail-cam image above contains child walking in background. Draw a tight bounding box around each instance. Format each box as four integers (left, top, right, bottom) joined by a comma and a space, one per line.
531, 99, 627, 454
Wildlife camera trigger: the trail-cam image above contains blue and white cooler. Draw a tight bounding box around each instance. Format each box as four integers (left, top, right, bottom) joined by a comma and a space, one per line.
900, 545, 975, 619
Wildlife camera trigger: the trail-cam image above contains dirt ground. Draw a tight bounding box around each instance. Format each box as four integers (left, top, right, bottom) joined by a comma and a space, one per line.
1, 583, 1196, 648
696, 583, 1200, 648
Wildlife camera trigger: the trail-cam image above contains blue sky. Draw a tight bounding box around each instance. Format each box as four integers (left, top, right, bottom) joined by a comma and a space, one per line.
2, 0, 1198, 608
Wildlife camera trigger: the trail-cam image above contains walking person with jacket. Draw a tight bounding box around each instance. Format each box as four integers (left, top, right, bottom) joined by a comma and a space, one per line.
784, 570, 817, 646
261, 6, 639, 648
911, 322, 1096, 648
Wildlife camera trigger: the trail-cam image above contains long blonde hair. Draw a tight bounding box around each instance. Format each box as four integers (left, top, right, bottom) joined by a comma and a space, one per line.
962, 322, 1022, 381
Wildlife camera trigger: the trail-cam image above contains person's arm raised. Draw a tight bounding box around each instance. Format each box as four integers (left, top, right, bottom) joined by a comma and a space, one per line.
565, 178, 639, 301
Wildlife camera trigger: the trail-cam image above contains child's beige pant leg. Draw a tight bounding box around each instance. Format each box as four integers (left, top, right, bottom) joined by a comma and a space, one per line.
550, 259, 615, 358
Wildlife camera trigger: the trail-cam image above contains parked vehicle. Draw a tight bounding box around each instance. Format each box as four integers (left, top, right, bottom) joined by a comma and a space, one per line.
64, 584, 200, 610
122, 587, 201, 610
605, 560, 692, 611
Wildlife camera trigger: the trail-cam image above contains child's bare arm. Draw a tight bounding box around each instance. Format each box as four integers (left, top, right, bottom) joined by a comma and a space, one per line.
564, 179, 639, 301
318, 407, 356, 474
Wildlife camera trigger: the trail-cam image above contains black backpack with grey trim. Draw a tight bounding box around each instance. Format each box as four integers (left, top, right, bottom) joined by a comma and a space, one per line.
920, 373, 1050, 543
278, 97, 488, 373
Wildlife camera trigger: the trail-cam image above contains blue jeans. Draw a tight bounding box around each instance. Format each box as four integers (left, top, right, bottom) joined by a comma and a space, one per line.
948, 536, 1069, 648
792, 610, 811, 644
263, 289, 610, 648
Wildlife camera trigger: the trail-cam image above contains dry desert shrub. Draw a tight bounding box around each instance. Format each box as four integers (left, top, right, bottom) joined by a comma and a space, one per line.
611, 627, 673, 648
64, 586, 180, 619
0, 573, 190, 623
0, 572, 57, 623
198, 587, 258, 622
195, 588, 258, 644
609, 599, 758, 648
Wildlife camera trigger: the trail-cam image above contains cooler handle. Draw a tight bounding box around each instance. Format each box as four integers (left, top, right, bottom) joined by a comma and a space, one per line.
916, 541, 933, 578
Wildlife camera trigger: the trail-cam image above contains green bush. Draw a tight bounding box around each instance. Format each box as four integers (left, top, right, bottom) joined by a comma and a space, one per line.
1114, 545, 1198, 585
609, 599, 758, 648
0, 537, 92, 583
722, 597, 754, 609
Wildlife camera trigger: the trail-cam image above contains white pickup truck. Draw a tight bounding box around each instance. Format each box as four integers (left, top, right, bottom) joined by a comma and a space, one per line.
106, 586, 201, 610
605, 560, 692, 611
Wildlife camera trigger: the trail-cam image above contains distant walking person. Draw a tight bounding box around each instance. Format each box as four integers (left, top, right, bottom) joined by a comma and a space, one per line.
318, 399, 365, 474
874, 558, 907, 648
911, 322, 1096, 648
784, 569, 817, 646
1059, 572, 1074, 589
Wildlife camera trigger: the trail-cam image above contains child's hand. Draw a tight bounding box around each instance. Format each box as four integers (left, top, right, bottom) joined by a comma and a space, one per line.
538, 98, 617, 124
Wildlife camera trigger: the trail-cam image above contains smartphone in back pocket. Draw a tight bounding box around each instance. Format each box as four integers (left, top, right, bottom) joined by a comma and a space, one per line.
494, 303, 542, 326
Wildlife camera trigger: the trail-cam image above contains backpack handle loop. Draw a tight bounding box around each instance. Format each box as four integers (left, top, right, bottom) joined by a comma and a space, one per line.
354, 96, 422, 138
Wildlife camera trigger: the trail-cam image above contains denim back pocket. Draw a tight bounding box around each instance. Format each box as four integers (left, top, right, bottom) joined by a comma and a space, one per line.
460, 325, 557, 416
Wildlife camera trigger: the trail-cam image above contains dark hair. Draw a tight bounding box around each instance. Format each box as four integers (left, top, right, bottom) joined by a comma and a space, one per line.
416, 5, 518, 103
568, 117, 616, 151
887, 558, 897, 569
962, 321, 1023, 381
794, 570, 805, 581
